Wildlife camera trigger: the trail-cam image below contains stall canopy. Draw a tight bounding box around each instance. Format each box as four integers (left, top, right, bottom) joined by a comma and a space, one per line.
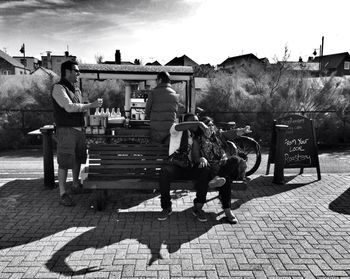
79, 64, 196, 113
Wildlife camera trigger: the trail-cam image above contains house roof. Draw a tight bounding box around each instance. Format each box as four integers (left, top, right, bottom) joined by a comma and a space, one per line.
146, 61, 162, 66
219, 53, 260, 66
80, 64, 193, 74
31, 66, 58, 78
165, 55, 198, 66
0, 49, 28, 69
313, 52, 350, 69
79, 64, 193, 81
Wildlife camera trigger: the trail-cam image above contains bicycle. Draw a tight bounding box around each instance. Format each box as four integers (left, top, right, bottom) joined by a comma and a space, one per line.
218, 121, 262, 177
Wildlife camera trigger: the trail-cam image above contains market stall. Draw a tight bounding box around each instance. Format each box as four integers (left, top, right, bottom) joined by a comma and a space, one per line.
78, 64, 196, 207
79, 64, 195, 144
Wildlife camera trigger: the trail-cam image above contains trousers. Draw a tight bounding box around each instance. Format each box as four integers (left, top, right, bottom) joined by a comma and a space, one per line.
159, 164, 211, 210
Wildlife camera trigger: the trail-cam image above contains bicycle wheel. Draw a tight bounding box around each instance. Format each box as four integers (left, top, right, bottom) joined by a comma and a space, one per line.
234, 136, 261, 176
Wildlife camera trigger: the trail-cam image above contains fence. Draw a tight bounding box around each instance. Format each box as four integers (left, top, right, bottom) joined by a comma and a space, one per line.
0, 109, 349, 148
205, 110, 350, 147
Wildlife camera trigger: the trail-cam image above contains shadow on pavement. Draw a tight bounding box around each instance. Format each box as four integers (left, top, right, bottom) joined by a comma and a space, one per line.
329, 187, 350, 215
0, 178, 221, 276
229, 175, 316, 210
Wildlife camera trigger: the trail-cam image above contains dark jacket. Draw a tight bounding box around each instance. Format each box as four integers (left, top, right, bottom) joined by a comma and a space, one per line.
145, 83, 179, 142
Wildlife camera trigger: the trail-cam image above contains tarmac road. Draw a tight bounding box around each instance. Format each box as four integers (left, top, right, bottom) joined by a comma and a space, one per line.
0, 147, 349, 181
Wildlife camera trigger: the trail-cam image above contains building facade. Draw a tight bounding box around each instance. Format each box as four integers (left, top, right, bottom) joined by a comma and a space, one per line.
13, 56, 40, 72
41, 51, 76, 76
0, 50, 31, 75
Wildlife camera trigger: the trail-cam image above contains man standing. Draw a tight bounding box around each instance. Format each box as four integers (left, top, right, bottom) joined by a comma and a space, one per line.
52, 60, 102, 206
145, 71, 179, 143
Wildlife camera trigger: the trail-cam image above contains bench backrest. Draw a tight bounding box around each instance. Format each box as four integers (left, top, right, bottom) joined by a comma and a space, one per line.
88, 143, 169, 180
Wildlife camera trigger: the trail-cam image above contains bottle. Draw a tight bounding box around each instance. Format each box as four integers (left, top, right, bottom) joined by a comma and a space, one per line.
94, 107, 100, 116
116, 107, 121, 117
106, 108, 111, 118
111, 108, 116, 118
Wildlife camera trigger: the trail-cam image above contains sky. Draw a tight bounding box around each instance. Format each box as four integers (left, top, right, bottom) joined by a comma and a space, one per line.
1, 0, 349, 66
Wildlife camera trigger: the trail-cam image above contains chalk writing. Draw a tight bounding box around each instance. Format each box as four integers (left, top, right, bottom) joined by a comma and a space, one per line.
284, 153, 311, 165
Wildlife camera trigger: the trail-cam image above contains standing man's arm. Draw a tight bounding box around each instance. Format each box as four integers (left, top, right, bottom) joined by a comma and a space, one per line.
52, 84, 100, 112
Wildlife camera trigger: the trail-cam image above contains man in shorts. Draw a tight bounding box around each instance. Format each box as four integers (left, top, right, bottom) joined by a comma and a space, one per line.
52, 60, 102, 206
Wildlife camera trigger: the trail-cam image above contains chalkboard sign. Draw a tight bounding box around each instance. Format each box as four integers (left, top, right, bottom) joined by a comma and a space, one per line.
266, 114, 321, 180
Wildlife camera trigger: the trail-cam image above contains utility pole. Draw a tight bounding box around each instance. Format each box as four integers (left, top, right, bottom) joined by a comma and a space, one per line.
319, 36, 324, 76
20, 43, 27, 69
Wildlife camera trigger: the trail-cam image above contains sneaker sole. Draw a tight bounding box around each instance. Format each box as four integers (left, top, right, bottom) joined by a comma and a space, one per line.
157, 211, 172, 221
208, 179, 226, 188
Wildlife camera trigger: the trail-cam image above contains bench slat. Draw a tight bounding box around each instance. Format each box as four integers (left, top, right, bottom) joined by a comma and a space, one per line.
89, 144, 168, 151
89, 155, 168, 160
89, 164, 163, 170
90, 160, 165, 165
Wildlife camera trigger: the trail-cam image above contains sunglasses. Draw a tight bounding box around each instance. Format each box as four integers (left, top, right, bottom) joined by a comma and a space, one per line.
72, 69, 80, 74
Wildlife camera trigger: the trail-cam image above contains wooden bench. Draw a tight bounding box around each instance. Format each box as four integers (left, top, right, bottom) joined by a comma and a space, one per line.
82, 142, 193, 210
82, 142, 248, 210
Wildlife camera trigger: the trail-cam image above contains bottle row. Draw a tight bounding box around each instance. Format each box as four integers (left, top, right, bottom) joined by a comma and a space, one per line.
94, 107, 122, 118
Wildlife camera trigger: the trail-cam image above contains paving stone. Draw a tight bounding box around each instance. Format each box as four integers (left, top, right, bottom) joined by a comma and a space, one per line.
1, 174, 350, 278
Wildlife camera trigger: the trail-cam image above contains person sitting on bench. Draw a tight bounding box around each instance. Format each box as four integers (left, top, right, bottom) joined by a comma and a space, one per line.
194, 116, 249, 224
158, 113, 212, 222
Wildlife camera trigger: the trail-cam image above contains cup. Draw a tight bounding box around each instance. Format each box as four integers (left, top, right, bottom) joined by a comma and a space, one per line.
140, 113, 145, 120
135, 113, 140, 120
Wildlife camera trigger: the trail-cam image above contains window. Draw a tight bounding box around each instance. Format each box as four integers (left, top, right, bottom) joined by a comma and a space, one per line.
344, 61, 350, 70
2, 70, 10, 75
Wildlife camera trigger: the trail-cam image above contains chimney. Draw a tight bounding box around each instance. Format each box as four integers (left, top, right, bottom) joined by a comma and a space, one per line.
115, 50, 121, 64
46, 51, 52, 69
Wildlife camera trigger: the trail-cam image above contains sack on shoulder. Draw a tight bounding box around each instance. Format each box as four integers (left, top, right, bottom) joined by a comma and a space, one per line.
168, 150, 191, 168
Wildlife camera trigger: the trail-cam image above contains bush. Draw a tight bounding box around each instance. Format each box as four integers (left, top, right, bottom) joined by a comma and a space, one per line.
197, 67, 350, 146
0, 75, 57, 150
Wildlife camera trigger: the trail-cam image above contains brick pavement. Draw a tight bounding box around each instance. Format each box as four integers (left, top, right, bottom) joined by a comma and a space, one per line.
0, 173, 350, 278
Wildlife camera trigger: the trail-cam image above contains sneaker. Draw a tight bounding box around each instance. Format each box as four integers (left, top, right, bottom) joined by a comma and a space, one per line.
224, 209, 238, 224
208, 176, 226, 188
157, 208, 172, 221
192, 206, 207, 222
59, 193, 76, 207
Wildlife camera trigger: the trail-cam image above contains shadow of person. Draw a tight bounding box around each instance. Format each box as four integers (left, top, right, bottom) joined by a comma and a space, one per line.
45, 209, 219, 276
329, 187, 350, 215
228, 175, 316, 210
0, 178, 221, 276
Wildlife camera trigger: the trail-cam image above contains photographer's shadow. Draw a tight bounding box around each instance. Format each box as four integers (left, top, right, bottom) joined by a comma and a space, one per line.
329, 187, 350, 215
0, 178, 221, 277
45, 209, 220, 276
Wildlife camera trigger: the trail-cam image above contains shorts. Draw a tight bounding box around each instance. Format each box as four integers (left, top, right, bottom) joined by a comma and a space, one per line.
56, 127, 87, 169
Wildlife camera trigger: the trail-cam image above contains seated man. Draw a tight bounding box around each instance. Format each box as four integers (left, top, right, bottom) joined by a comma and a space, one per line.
194, 116, 250, 224
158, 114, 212, 222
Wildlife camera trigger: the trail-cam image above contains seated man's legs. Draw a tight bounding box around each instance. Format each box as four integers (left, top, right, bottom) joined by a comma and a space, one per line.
216, 156, 245, 224
192, 166, 211, 222
158, 164, 192, 220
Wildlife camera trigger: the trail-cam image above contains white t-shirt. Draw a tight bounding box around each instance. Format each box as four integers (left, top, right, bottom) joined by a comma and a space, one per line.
168, 123, 193, 156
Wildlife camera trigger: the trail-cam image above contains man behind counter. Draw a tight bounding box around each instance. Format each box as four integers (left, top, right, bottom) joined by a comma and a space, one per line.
145, 71, 179, 143
51, 60, 102, 206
